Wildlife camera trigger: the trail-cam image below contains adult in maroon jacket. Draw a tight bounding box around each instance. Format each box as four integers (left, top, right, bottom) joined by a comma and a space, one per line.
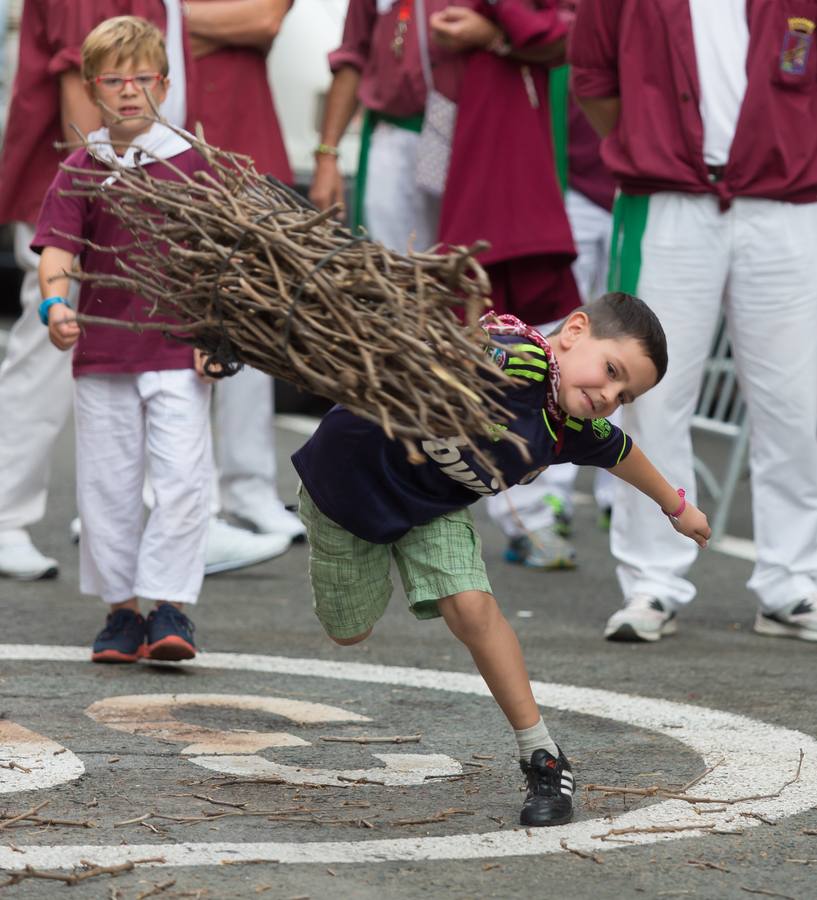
570, 0, 817, 643
310, 0, 580, 326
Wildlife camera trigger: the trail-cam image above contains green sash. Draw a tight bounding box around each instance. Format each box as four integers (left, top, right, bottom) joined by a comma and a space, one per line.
353, 109, 425, 232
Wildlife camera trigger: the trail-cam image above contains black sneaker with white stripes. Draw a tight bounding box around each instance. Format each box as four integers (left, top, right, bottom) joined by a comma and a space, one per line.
519, 746, 575, 827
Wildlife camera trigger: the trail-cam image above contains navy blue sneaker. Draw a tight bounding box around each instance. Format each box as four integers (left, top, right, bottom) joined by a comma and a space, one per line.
146, 604, 196, 661
519, 746, 575, 827
91, 609, 146, 663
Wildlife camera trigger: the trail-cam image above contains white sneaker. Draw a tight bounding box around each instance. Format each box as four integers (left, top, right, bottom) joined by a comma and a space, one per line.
229, 501, 306, 542
69, 517, 81, 544
0, 529, 59, 581
604, 593, 678, 642
204, 518, 291, 576
754, 597, 817, 642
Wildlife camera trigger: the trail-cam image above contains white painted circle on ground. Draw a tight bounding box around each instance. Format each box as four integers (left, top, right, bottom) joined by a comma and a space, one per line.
0, 643, 815, 870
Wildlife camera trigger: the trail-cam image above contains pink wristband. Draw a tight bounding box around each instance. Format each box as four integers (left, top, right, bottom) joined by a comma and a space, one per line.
663, 488, 686, 519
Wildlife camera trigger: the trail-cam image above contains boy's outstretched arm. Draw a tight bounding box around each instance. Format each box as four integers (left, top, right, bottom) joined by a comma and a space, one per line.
610, 444, 712, 548
39, 246, 80, 352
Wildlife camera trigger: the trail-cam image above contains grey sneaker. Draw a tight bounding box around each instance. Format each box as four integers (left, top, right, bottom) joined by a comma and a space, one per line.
543, 493, 572, 537
754, 597, 817, 642
604, 594, 677, 642
504, 525, 577, 570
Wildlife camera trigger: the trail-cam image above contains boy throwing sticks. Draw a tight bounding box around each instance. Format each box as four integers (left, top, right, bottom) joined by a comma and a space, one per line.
293, 294, 711, 826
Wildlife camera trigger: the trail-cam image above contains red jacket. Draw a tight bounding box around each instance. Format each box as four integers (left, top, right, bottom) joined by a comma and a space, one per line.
569, 0, 817, 205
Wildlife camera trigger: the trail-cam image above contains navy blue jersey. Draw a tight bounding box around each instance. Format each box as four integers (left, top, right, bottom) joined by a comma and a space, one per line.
292, 335, 632, 543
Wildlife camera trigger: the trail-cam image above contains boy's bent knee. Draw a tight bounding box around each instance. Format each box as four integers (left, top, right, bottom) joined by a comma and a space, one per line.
439, 591, 499, 640
329, 627, 373, 646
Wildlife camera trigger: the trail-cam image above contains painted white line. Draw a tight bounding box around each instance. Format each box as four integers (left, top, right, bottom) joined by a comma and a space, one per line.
275, 413, 321, 436
0, 644, 814, 869
712, 534, 756, 562
0, 721, 84, 793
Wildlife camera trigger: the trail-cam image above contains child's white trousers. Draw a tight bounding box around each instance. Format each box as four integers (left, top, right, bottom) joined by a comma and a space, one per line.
74, 370, 212, 605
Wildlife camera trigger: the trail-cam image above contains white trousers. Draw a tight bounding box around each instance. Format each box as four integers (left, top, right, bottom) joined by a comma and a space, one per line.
213, 365, 283, 520
365, 122, 440, 253
0, 224, 74, 531
487, 191, 616, 537
612, 193, 817, 612
75, 370, 212, 605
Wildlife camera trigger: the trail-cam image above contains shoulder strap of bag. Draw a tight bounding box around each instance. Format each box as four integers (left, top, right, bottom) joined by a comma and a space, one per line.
413, 0, 435, 92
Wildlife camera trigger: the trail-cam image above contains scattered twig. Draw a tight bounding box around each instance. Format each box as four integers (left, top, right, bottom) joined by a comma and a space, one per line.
392, 808, 473, 827
559, 839, 603, 863
687, 858, 730, 872
740, 811, 777, 826
0, 801, 49, 831
0, 857, 165, 888
135, 879, 176, 899
319, 734, 421, 745
739, 887, 796, 900
0, 761, 32, 774
593, 823, 715, 841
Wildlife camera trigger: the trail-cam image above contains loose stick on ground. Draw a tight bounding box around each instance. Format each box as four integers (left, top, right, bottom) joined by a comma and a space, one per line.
559, 839, 603, 864
0, 857, 165, 888
319, 734, 421, 745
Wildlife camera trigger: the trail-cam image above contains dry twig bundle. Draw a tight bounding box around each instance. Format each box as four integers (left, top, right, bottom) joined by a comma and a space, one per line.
61, 126, 524, 470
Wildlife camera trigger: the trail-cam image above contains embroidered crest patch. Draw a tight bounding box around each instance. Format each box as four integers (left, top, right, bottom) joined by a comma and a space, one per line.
780, 17, 815, 75
485, 345, 507, 369
592, 418, 612, 440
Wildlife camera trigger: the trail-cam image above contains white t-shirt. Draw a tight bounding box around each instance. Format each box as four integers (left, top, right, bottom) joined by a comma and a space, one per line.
688, 0, 749, 165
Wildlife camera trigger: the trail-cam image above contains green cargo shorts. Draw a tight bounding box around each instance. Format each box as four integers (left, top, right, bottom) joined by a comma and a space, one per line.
298, 484, 493, 640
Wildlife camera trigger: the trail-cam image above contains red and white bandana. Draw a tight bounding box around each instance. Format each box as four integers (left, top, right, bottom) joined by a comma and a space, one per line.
480, 312, 564, 426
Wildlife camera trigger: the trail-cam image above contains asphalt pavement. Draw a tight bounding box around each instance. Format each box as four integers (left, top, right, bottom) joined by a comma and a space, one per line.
1, 350, 816, 900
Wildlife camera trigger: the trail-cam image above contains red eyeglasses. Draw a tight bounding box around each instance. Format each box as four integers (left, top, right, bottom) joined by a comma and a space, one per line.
93, 73, 163, 93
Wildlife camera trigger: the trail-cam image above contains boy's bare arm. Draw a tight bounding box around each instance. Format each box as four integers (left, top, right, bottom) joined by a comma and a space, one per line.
611, 444, 711, 548
184, 0, 289, 53
39, 247, 80, 351
59, 71, 102, 146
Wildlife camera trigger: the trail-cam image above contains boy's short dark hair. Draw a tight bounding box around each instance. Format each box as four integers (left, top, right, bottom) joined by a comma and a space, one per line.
573, 292, 668, 384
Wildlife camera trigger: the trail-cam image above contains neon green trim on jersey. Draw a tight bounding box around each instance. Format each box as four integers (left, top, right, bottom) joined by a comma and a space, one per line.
564, 417, 583, 432
508, 355, 549, 371
542, 410, 557, 441
511, 343, 547, 356
505, 369, 545, 381
615, 434, 629, 465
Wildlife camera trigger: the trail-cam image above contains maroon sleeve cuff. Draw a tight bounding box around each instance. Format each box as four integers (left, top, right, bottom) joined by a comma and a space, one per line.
493, 3, 566, 49
570, 65, 619, 99
328, 47, 366, 74
47, 46, 82, 77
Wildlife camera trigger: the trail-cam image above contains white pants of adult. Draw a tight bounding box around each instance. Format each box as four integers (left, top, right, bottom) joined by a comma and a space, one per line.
212, 365, 286, 525
0, 223, 74, 532
364, 122, 440, 254
75, 370, 212, 605
486, 189, 616, 537
612, 193, 817, 613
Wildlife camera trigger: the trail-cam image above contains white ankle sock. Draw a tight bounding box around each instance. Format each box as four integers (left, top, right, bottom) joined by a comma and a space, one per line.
514, 717, 558, 760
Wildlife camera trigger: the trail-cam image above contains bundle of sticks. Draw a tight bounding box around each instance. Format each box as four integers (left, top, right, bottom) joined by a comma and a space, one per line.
62, 125, 526, 471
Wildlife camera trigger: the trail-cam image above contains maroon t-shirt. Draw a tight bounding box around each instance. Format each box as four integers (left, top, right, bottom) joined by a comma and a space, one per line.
32, 146, 209, 377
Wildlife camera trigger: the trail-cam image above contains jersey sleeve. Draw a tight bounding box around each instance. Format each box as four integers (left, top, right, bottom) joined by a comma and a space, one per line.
483, 333, 552, 406
560, 415, 632, 468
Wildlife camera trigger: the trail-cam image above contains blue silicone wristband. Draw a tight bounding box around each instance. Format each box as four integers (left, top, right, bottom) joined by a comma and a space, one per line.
38, 296, 70, 326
